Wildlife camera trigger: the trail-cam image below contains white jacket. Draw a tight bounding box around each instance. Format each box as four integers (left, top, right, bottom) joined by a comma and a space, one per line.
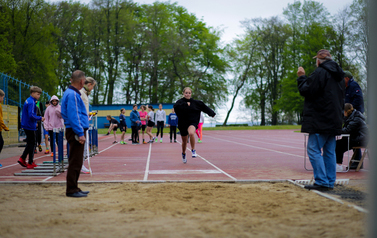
155, 110, 166, 122
79, 88, 90, 115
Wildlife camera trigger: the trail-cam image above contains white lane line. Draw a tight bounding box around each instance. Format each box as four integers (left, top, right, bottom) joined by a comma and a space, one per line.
42, 177, 53, 181
98, 143, 119, 154
230, 136, 303, 150
178, 141, 237, 181
149, 170, 221, 174
143, 142, 152, 181
206, 135, 303, 158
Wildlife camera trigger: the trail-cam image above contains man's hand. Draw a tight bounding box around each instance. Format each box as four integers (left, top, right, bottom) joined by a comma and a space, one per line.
297, 67, 305, 77
41, 117, 45, 122
78, 135, 86, 144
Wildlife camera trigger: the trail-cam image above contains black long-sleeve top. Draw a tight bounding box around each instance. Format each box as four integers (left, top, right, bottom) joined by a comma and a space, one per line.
173, 97, 215, 128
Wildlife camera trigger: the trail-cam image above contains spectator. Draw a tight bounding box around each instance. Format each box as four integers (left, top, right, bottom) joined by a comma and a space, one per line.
297, 49, 345, 191
43, 96, 64, 158
42, 101, 50, 154
130, 104, 140, 144
80, 77, 97, 173
344, 71, 365, 168
0, 89, 10, 158
119, 108, 127, 145
155, 104, 166, 143
335, 103, 368, 172
168, 107, 178, 143
344, 71, 364, 114
106, 115, 119, 144
18, 86, 45, 169
61, 70, 89, 198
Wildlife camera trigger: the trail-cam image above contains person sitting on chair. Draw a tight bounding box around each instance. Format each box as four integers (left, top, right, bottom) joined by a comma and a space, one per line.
335, 103, 368, 172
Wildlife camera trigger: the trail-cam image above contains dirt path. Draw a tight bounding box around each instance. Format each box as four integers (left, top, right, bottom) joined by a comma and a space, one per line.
0, 182, 366, 238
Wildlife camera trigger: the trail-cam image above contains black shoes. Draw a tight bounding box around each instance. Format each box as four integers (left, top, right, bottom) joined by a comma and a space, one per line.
304, 184, 333, 191
66, 191, 88, 197
105, 132, 110, 136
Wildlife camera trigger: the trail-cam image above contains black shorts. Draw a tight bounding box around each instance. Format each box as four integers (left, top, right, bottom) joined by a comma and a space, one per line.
112, 124, 118, 131
178, 124, 198, 137
141, 125, 146, 131
147, 121, 155, 127
119, 125, 126, 132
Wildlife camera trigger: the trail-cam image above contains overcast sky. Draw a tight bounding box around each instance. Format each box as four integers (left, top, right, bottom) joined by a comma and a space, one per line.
49, 0, 354, 123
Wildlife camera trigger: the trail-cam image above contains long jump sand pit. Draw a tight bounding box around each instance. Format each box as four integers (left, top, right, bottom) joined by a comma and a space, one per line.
0, 182, 366, 238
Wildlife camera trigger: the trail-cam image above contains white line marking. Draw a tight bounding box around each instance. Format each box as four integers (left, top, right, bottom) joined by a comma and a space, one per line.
143, 142, 152, 181
0, 154, 52, 170
232, 136, 303, 149
149, 170, 221, 174
98, 143, 118, 154
206, 135, 303, 158
178, 141, 237, 181
42, 177, 53, 181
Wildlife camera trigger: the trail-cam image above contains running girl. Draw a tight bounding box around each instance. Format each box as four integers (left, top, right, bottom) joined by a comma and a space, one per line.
119, 108, 127, 144
139, 105, 148, 144
155, 104, 166, 143
146, 105, 155, 143
174, 87, 216, 163
106, 115, 119, 144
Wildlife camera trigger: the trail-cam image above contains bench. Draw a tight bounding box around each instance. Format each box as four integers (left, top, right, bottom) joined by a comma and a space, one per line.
348, 145, 369, 172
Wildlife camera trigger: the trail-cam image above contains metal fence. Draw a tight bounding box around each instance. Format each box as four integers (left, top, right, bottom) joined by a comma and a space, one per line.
0, 72, 50, 108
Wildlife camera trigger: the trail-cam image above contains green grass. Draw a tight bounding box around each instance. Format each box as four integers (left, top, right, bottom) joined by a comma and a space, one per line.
98, 125, 301, 134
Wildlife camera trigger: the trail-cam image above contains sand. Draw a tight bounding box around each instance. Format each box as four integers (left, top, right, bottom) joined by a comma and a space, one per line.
0, 182, 366, 238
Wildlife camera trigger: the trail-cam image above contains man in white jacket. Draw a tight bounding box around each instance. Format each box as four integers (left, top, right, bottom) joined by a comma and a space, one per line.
79, 77, 97, 174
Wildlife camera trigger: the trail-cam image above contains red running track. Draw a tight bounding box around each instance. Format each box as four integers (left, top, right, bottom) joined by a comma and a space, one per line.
0, 130, 368, 183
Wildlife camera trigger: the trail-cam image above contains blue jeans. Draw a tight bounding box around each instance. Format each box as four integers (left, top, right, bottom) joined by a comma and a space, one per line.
307, 134, 336, 188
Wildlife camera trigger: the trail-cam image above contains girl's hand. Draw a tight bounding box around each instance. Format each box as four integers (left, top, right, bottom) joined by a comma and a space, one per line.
187, 102, 190, 106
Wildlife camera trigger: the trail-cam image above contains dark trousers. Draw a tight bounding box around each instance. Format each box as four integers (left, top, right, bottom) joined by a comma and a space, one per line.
21, 129, 36, 164
335, 137, 365, 164
131, 126, 138, 143
0, 132, 4, 154
170, 126, 176, 141
156, 121, 164, 138
48, 130, 59, 154
66, 128, 86, 194
36, 122, 42, 146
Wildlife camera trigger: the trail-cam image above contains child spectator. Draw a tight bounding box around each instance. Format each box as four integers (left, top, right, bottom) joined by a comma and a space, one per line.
106, 115, 119, 144
18, 86, 45, 169
196, 112, 204, 143
168, 108, 178, 143
44, 96, 64, 158
139, 105, 148, 144
42, 101, 50, 154
130, 104, 140, 144
146, 105, 155, 143
0, 89, 10, 161
155, 104, 166, 143
119, 108, 127, 144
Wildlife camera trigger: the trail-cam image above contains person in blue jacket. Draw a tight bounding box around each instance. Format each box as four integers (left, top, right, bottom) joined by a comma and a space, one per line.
61, 70, 89, 198
18, 86, 45, 169
130, 104, 140, 144
168, 108, 178, 143
344, 71, 364, 114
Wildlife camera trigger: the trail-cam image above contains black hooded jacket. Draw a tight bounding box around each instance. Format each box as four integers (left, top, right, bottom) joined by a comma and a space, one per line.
173, 97, 215, 129
297, 60, 345, 135
342, 109, 368, 144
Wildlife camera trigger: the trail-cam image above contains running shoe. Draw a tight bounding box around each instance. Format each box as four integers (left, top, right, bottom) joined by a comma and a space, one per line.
105, 132, 110, 136
148, 140, 154, 143
113, 141, 117, 144
160, 139, 163, 143
50, 153, 54, 157
31, 162, 38, 168
174, 140, 177, 143
170, 140, 172, 143
81, 165, 90, 174
132, 142, 139, 145
155, 137, 158, 142
198, 139, 202, 143
182, 153, 187, 164
120, 141, 124, 144
38, 145, 42, 152
44, 150, 50, 154
27, 164, 34, 169
192, 149, 197, 158
18, 158, 27, 167
143, 141, 148, 144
